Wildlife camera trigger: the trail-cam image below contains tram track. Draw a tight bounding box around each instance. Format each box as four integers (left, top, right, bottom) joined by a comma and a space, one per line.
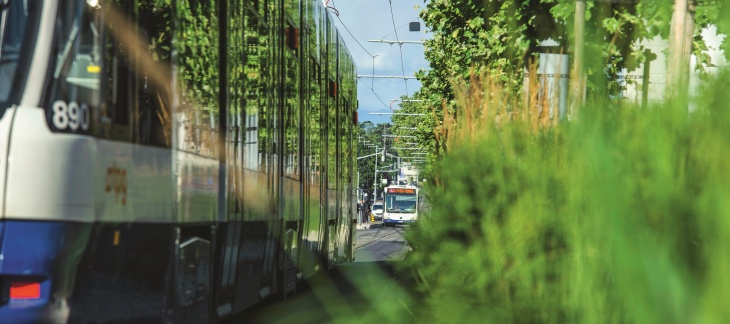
355, 227, 407, 250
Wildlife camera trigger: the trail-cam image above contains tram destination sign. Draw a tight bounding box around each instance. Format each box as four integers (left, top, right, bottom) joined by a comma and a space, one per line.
387, 188, 416, 194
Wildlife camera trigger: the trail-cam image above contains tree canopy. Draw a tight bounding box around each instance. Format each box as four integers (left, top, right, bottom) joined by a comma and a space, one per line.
395, 0, 727, 157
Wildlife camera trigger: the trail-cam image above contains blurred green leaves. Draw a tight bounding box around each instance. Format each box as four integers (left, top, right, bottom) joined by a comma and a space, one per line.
401, 68, 730, 322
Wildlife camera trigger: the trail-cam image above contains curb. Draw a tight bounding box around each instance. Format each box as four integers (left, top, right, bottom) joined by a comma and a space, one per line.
356, 222, 384, 230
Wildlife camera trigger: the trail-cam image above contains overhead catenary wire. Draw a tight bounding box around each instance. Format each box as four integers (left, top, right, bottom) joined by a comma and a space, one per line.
331, 2, 393, 111
379, 13, 421, 39
369, 87, 393, 111
329, 0, 415, 113
326, 0, 339, 15
388, 0, 409, 96
331, 5, 374, 57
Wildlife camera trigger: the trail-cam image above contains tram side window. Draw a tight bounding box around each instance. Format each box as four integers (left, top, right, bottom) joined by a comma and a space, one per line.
175, 0, 221, 158
0, 1, 41, 110
243, 8, 269, 171
284, 18, 300, 180
134, 2, 172, 147
98, 2, 135, 141
245, 0, 267, 23
44, 2, 102, 135
327, 76, 336, 190
339, 99, 348, 188
309, 58, 321, 184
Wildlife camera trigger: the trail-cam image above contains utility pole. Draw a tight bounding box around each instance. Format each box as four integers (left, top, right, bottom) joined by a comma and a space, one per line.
373, 145, 379, 201
642, 49, 657, 108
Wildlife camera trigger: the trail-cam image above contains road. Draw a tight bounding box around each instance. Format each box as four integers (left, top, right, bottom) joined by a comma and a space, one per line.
354, 223, 410, 262
225, 225, 415, 323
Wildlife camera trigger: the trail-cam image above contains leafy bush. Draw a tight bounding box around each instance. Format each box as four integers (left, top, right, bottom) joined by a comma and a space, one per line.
401, 69, 730, 323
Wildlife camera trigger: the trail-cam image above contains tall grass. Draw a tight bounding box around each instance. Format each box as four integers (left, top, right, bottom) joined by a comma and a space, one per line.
402, 67, 730, 323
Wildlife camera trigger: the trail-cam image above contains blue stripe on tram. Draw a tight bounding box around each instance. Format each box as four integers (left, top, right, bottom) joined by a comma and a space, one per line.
0, 220, 179, 323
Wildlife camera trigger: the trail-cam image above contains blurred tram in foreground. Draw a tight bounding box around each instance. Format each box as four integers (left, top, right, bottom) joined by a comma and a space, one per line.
382, 185, 419, 226
0, 0, 357, 322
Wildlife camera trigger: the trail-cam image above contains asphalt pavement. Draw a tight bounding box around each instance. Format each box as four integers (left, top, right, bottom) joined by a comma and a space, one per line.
226, 226, 415, 323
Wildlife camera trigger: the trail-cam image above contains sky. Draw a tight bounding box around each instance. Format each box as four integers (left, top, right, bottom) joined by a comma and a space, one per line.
325, 0, 432, 124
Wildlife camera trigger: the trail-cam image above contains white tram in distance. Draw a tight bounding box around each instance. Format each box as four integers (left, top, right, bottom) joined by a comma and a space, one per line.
382, 185, 419, 226
0, 0, 358, 322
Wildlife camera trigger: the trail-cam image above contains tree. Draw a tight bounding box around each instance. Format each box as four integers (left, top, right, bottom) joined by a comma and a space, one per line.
401, 0, 727, 157
666, 0, 726, 100
409, 0, 566, 156
356, 122, 394, 198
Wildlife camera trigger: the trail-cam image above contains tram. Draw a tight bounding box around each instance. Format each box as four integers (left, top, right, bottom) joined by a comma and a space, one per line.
0, 0, 357, 322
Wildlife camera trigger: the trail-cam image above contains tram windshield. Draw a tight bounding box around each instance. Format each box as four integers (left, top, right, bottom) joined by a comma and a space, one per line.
0, 0, 40, 112
384, 192, 417, 213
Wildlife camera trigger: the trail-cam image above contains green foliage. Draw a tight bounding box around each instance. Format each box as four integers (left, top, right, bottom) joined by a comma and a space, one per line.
401, 69, 730, 322
398, 1, 729, 157
176, 0, 219, 111
357, 122, 395, 197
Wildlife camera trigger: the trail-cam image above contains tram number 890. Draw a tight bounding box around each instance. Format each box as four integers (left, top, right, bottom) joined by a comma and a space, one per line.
52, 100, 90, 132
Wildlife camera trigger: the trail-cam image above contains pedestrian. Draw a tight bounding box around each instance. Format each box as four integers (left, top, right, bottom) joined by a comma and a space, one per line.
357, 200, 364, 223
